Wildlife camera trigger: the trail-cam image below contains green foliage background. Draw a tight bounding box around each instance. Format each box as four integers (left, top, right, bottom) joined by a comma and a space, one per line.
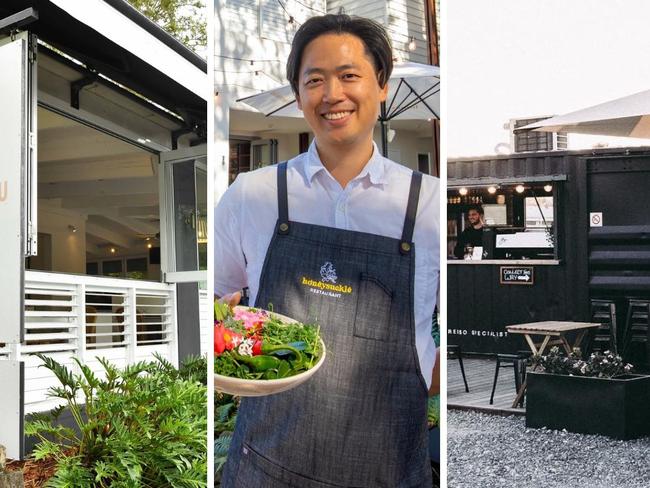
27, 354, 208, 487
127, 0, 207, 54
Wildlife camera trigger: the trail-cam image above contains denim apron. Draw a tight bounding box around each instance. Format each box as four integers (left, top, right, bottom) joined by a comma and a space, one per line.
222, 162, 431, 487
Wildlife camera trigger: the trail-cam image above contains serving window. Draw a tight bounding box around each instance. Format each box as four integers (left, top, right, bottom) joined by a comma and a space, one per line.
447, 182, 559, 261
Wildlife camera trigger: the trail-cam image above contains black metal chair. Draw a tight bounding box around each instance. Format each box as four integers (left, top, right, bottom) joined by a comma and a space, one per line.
447, 345, 469, 392
489, 352, 529, 407
621, 299, 650, 366
590, 299, 618, 354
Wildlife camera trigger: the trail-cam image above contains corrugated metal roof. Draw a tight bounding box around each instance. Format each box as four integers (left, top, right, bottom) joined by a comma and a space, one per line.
448, 146, 650, 186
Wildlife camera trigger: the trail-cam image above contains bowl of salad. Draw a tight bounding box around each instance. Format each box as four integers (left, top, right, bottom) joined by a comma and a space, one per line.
214, 303, 326, 396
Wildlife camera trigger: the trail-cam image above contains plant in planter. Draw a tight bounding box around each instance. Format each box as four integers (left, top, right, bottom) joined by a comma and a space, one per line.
527, 347, 650, 440
26, 354, 207, 487
537, 346, 633, 377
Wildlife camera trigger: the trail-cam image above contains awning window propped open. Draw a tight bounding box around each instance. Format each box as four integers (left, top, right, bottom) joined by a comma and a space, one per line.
1, 0, 207, 128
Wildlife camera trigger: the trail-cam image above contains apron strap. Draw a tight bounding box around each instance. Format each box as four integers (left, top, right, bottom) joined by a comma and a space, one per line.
277, 161, 290, 234
399, 171, 423, 255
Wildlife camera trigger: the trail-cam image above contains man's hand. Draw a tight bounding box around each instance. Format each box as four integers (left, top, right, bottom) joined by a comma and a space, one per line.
429, 347, 440, 396
215, 291, 242, 307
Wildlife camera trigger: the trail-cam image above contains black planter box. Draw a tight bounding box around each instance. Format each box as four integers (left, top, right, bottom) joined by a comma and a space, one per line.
526, 372, 650, 440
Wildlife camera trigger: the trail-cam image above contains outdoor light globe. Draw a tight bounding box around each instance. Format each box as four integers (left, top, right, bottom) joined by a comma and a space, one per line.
459, 187, 468, 196
544, 184, 553, 192
488, 186, 497, 194
515, 185, 525, 193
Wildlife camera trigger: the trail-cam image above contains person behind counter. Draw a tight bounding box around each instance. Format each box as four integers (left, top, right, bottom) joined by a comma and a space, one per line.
454, 204, 485, 258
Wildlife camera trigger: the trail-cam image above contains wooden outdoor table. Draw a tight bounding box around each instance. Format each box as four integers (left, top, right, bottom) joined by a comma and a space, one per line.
505, 321, 602, 408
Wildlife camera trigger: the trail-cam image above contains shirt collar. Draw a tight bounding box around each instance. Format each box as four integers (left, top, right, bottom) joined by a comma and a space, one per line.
303, 139, 388, 187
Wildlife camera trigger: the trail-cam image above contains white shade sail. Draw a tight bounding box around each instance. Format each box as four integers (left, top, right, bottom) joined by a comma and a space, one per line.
236, 61, 440, 122
520, 89, 650, 138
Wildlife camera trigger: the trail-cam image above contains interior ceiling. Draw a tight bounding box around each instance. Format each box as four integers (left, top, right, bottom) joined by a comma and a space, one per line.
38, 108, 159, 258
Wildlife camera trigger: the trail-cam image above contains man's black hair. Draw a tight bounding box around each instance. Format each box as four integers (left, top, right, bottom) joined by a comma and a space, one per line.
286, 14, 393, 96
468, 204, 484, 215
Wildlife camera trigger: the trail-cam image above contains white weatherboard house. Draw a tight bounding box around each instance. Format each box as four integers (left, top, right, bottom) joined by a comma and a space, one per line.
0, 0, 209, 459
213, 0, 437, 198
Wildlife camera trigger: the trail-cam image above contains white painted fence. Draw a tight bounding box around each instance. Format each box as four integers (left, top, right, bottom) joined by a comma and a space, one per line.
8, 271, 178, 414
199, 289, 211, 355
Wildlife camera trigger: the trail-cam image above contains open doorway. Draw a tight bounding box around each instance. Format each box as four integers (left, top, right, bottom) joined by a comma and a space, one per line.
28, 108, 161, 281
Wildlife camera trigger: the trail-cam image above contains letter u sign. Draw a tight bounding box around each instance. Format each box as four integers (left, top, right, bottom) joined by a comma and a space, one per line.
0, 181, 7, 202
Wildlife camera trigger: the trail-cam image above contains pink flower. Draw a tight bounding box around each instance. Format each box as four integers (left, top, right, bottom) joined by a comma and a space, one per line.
233, 308, 268, 331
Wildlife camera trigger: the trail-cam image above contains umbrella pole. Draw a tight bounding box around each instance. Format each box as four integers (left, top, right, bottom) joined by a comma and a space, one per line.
380, 102, 388, 157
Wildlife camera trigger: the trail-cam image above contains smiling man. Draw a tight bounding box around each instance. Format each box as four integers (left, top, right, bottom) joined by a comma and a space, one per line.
216, 14, 439, 487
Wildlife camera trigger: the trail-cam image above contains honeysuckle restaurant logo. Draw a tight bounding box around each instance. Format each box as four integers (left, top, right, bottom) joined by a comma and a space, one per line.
320, 261, 338, 283
301, 261, 353, 298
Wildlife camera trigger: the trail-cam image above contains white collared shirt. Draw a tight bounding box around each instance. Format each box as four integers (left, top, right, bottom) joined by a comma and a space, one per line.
215, 140, 439, 388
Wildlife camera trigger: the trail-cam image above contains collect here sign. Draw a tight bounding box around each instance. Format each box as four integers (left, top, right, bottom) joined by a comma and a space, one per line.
500, 266, 534, 285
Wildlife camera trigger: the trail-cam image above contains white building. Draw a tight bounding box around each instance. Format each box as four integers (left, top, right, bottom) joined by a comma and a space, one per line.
0, 0, 209, 459
213, 0, 438, 198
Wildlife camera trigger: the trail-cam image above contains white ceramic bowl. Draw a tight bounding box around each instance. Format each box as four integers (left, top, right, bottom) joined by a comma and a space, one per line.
214, 307, 326, 397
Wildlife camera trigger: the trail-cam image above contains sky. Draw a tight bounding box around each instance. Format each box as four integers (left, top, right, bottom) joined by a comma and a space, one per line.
447, 0, 650, 157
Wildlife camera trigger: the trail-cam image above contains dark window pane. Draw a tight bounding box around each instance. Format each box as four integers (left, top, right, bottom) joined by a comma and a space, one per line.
87, 262, 99, 275
102, 260, 122, 277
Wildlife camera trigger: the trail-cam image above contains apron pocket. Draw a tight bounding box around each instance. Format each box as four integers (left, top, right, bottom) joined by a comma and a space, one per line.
235, 443, 351, 488
353, 273, 393, 342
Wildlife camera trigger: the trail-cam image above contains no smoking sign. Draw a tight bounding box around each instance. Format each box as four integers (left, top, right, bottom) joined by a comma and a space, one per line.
590, 212, 603, 227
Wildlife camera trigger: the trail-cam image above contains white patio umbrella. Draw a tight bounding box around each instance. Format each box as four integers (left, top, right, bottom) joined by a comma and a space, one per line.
236, 61, 440, 157
519, 89, 650, 138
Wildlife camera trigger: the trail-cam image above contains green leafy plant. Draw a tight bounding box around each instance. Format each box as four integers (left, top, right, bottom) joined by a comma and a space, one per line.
539, 346, 634, 378
26, 354, 207, 487
125, 271, 146, 280
214, 392, 238, 484
427, 395, 440, 429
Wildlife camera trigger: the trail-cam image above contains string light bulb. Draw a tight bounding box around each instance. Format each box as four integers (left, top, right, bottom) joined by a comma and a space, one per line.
515, 185, 525, 194
408, 37, 416, 51
488, 186, 497, 194
544, 184, 553, 193
459, 187, 468, 196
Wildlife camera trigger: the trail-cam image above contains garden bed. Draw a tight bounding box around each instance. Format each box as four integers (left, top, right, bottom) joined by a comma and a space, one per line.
6, 456, 57, 487
11, 354, 207, 487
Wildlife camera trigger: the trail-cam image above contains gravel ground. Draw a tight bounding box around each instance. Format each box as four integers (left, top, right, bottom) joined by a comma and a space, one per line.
448, 410, 650, 488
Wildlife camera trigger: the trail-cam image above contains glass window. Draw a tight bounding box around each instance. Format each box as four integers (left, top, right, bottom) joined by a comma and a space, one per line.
525, 196, 554, 229
171, 158, 207, 272
102, 260, 122, 278
126, 257, 148, 280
